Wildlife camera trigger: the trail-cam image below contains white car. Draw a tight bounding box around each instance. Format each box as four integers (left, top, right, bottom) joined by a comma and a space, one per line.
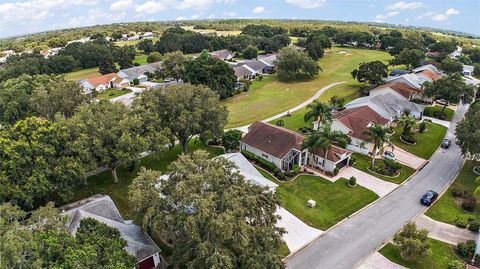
383, 151, 396, 161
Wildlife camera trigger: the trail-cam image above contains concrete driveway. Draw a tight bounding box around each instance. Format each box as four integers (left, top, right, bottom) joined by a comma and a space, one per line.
276, 207, 323, 253
392, 147, 427, 169
285, 103, 468, 269
415, 214, 477, 245
357, 252, 407, 269
331, 167, 398, 198
423, 117, 451, 128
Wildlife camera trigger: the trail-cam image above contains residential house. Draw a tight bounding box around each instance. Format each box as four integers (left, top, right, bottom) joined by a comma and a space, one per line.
463, 65, 474, 76
210, 49, 234, 61
345, 92, 424, 120
240, 121, 351, 173
389, 69, 410, 77
258, 54, 277, 73
219, 153, 279, 192
142, 32, 155, 39
450, 46, 462, 59
117, 61, 162, 83
241, 59, 269, 74
80, 73, 129, 94
384, 73, 423, 89
370, 82, 421, 101
412, 64, 441, 75
233, 65, 256, 80
330, 106, 391, 154
61, 195, 162, 269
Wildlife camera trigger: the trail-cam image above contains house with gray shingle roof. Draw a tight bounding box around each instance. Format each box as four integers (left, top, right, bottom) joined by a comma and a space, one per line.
61, 195, 162, 269
117, 61, 162, 83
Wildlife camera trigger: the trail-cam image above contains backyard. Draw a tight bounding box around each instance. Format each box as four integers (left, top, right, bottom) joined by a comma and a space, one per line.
351, 153, 416, 184
426, 161, 480, 225
390, 122, 448, 159
275, 174, 379, 230
424, 105, 455, 121
62, 140, 224, 218
65, 67, 100, 80
224, 46, 392, 128
380, 238, 463, 269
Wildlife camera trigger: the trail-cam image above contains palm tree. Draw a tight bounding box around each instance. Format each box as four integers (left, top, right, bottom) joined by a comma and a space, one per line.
302, 124, 349, 172
304, 101, 332, 129
363, 124, 393, 167
398, 115, 417, 135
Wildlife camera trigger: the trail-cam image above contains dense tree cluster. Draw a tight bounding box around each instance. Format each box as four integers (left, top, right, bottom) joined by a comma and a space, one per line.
456, 101, 480, 160
351, 61, 388, 85
378, 30, 425, 55
424, 74, 475, 110
332, 30, 376, 48
390, 48, 425, 69
276, 47, 320, 81
0, 203, 136, 268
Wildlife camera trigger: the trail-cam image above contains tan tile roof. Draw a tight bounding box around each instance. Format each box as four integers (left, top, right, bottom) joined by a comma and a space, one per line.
241, 121, 305, 159
84, 73, 120, 88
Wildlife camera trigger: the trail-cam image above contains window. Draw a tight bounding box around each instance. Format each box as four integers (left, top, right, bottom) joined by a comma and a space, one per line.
262, 153, 269, 159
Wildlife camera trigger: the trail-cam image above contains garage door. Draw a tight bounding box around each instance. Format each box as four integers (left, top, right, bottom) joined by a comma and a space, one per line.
139, 256, 155, 269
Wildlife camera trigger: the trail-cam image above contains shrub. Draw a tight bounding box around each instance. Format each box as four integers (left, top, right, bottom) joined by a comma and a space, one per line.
132, 78, 140, 85
456, 214, 476, 228
384, 159, 402, 173
222, 130, 243, 151
475, 176, 480, 186
257, 158, 277, 171
433, 110, 447, 120
334, 167, 339, 176
275, 119, 285, 127
273, 168, 281, 175
241, 150, 255, 160
457, 240, 476, 258
349, 176, 357, 186
418, 121, 427, 133
292, 165, 301, 175
448, 260, 464, 269
461, 194, 477, 212
277, 172, 286, 180
451, 187, 466, 198
400, 133, 417, 143
349, 156, 356, 166
468, 220, 480, 232
455, 218, 468, 228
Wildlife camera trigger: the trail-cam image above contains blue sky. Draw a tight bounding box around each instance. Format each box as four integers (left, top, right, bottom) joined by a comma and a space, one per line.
0, 0, 478, 38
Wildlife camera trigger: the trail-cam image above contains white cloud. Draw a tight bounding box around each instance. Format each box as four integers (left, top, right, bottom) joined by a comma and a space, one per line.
446, 8, 459, 15
375, 11, 399, 20
252, 6, 265, 14
110, 0, 134, 11
176, 16, 186, 20
430, 13, 447, 22
386, 1, 424, 11
285, 0, 326, 9
135, 1, 167, 13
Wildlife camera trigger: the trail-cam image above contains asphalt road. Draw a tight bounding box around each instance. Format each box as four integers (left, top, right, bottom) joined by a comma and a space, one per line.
285, 103, 468, 269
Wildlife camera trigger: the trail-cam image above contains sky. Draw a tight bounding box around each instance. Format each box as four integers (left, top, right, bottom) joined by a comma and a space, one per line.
0, 0, 479, 38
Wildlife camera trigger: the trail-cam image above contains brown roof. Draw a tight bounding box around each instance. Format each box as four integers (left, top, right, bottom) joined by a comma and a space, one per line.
241, 121, 305, 159
374, 82, 420, 99
85, 73, 121, 88
333, 106, 389, 142
419, 69, 442, 81
310, 145, 351, 163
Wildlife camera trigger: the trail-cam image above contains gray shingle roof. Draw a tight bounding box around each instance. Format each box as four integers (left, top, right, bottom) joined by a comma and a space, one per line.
241, 60, 267, 73
118, 61, 162, 80
61, 195, 161, 262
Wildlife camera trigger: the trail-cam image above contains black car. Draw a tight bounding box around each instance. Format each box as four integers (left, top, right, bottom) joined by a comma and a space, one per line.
441, 139, 451, 149
420, 190, 438, 206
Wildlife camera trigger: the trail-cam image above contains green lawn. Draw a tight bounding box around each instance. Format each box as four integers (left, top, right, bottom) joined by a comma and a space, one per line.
115, 38, 159, 47
426, 161, 480, 225
276, 175, 378, 230
63, 140, 224, 218
352, 153, 416, 184
224, 46, 392, 128
134, 54, 148, 65
424, 105, 455, 121
96, 89, 131, 100
380, 238, 463, 269
390, 122, 448, 159
65, 67, 100, 81
269, 81, 362, 131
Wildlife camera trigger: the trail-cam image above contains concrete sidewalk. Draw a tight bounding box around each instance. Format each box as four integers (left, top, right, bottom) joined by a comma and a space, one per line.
415, 214, 477, 245
356, 252, 407, 269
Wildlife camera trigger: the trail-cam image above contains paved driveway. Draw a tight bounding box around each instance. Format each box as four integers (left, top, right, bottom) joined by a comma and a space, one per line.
357, 252, 407, 269
415, 214, 477, 245
330, 167, 398, 198
285, 103, 468, 269
276, 207, 323, 253
392, 147, 427, 169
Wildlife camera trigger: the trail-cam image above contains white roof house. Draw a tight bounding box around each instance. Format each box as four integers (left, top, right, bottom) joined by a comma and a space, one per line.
412, 64, 440, 75
384, 73, 424, 89
219, 153, 279, 192
463, 65, 474, 76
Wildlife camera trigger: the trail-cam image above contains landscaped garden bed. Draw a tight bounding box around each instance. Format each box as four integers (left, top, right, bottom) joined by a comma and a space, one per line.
390, 122, 447, 159
351, 153, 416, 184
241, 150, 301, 180
426, 161, 480, 230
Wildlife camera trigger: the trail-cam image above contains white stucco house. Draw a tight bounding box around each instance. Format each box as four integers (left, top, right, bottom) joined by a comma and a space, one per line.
80, 73, 130, 94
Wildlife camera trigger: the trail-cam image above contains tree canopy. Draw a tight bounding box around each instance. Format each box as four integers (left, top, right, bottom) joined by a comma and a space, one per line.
393, 222, 430, 261
440, 58, 463, 74
351, 61, 388, 85
390, 48, 424, 69
276, 47, 320, 81
128, 151, 285, 269
424, 74, 475, 110
456, 101, 480, 160
156, 51, 191, 81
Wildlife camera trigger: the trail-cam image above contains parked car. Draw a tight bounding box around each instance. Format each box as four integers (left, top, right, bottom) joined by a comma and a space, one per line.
420, 190, 438, 206
441, 139, 451, 149
383, 151, 395, 161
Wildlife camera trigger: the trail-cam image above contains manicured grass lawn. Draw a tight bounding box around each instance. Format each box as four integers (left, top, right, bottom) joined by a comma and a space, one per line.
65, 67, 100, 81
380, 238, 462, 269
270, 81, 362, 131
115, 38, 159, 47
279, 242, 291, 258
63, 140, 224, 218
390, 122, 448, 159
351, 153, 416, 184
96, 89, 131, 100
224, 46, 392, 128
276, 175, 378, 230
426, 161, 480, 225
424, 105, 455, 121
134, 54, 148, 65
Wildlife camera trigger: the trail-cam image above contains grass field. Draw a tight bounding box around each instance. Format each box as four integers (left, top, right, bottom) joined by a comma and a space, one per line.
115, 38, 159, 47
134, 54, 148, 65
424, 105, 455, 121
63, 140, 224, 218
96, 89, 131, 100
182, 26, 241, 36
276, 175, 378, 230
224, 46, 392, 128
390, 122, 448, 159
352, 153, 416, 184
380, 238, 462, 269
65, 67, 100, 81
426, 161, 480, 225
